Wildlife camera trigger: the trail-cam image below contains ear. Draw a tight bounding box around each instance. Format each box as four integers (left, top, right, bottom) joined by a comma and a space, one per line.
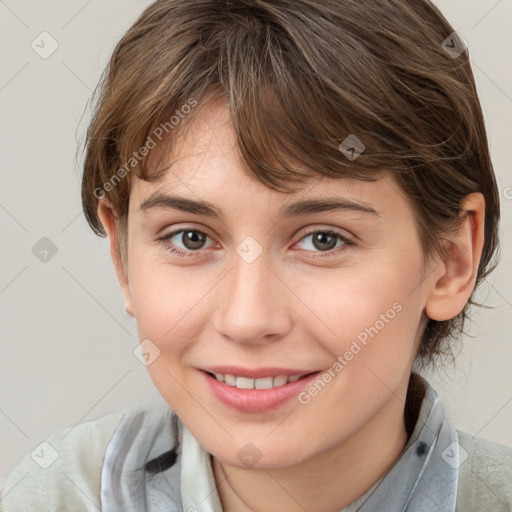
425, 192, 485, 321
97, 198, 135, 317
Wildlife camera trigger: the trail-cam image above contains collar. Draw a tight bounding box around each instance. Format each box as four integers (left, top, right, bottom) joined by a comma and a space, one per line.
101, 373, 459, 511
339, 372, 460, 511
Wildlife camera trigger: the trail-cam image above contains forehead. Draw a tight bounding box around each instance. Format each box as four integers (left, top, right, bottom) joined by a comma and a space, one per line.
129, 99, 409, 218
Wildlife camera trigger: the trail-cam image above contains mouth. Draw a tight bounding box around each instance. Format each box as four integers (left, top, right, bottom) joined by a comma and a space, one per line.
200, 367, 323, 413
206, 371, 313, 389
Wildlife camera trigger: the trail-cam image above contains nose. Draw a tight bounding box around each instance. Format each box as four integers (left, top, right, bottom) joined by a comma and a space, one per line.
212, 250, 292, 345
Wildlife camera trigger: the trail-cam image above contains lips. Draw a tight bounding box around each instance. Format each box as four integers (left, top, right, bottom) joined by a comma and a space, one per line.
200, 366, 322, 413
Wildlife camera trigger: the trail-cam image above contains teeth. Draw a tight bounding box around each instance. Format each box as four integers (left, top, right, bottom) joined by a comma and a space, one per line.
236, 376, 255, 389
224, 374, 236, 386
255, 377, 273, 389
273, 375, 288, 387
213, 373, 305, 389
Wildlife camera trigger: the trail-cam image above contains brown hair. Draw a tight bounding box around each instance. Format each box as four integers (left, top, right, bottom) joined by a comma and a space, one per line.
81, 0, 500, 368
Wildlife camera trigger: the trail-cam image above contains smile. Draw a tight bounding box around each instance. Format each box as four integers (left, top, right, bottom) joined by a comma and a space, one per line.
211, 373, 304, 389
201, 367, 322, 413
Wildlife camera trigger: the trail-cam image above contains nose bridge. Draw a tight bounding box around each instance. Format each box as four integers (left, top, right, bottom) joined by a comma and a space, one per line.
232, 254, 266, 302
214, 247, 290, 344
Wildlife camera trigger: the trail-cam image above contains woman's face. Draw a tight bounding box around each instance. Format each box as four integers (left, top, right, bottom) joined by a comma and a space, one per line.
119, 99, 435, 469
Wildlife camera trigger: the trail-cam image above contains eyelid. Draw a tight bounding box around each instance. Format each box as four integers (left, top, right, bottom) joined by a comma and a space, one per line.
159, 225, 219, 249
159, 223, 216, 241
293, 224, 354, 244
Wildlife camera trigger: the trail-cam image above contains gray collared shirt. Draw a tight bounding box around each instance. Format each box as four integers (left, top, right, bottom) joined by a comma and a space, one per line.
100, 373, 459, 511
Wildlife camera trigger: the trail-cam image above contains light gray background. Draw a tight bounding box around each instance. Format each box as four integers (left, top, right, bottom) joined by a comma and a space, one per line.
1, 0, 511, 487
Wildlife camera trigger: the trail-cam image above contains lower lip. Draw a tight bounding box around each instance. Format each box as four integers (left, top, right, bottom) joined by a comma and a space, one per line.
201, 371, 321, 413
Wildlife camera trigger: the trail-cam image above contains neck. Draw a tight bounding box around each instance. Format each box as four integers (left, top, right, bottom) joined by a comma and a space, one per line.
213, 373, 413, 512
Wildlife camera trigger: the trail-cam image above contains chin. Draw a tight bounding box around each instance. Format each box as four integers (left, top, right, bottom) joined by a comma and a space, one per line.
204, 434, 317, 471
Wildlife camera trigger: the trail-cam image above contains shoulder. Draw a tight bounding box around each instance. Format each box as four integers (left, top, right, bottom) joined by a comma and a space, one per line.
0, 403, 156, 512
455, 428, 512, 512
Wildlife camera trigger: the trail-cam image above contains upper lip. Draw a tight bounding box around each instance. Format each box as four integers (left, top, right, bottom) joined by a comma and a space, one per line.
200, 366, 319, 379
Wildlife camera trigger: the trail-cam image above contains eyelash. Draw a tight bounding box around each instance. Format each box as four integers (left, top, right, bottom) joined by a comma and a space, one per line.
157, 227, 355, 260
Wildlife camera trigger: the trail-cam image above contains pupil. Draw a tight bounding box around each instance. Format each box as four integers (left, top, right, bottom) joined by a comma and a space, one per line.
184, 231, 205, 250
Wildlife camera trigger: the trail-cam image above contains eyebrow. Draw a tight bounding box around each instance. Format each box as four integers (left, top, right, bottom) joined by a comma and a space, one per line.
138, 193, 382, 218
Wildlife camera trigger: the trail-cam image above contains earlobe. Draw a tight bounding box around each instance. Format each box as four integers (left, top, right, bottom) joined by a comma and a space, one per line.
425, 193, 485, 322
97, 198, 135, 317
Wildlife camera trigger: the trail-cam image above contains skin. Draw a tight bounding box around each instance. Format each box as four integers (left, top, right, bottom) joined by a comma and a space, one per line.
98, 98, 485, 512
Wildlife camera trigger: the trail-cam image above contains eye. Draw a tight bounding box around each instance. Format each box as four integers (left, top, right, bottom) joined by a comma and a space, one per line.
294, 229, 354, 257
158, 226, 354, 260
158, 228, 217, 258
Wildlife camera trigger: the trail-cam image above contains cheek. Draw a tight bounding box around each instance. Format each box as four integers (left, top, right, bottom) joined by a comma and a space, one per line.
127, 246, 196, 345
127, 252, 227, 378
131, 271, 204, 344
288, 256, 425, 443
301, 250, 425, 367
126, 256, 210, 414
